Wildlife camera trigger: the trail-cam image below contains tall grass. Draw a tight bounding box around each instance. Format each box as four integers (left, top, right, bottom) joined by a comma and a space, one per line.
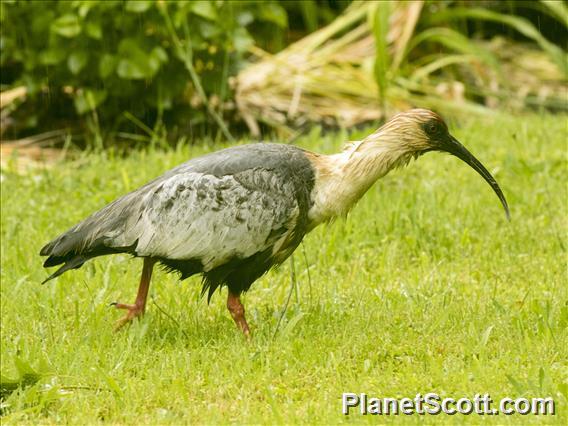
235, 1, 567, 136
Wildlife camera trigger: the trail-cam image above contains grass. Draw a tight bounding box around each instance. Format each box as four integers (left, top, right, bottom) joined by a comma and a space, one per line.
1, 113, 566, 424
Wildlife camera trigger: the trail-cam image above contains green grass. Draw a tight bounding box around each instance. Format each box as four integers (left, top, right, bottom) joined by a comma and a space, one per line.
1, 113, 566, 424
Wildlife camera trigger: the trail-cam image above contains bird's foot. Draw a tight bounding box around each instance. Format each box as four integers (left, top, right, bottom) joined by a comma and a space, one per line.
110, 302, 144, 331
233, 317, 251, 339
227, 292, 251, 339
241, 323, 251, 340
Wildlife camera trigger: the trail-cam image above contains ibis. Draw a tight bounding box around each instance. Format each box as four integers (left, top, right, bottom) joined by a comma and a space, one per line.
40, 109, 509, 335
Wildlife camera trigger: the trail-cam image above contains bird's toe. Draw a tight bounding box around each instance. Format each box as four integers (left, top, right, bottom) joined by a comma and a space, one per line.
111, 302, 137, 310
112, 304, 144, 331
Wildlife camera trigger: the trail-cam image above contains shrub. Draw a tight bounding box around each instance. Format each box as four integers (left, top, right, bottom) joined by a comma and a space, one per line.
0, 0, 289, 144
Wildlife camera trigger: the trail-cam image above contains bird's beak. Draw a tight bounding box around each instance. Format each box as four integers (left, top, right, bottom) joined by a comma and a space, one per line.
441, 136, 510, 220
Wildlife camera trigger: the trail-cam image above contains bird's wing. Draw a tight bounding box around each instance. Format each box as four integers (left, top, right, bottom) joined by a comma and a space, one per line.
40, 143, 315, 281
114, 168, 301, 271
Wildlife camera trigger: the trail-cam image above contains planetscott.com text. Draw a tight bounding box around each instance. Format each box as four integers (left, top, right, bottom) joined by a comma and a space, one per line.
342, 393, 555, 416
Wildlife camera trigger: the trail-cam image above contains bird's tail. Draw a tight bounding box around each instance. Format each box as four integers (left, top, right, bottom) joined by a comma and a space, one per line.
39, 225, 103, 284
39, 185, 146, 282
41, 255, 88, 284
39, 213, 137, 283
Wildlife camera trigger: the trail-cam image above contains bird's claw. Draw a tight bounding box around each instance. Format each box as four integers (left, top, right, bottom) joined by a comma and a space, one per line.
111, 302, 144, 331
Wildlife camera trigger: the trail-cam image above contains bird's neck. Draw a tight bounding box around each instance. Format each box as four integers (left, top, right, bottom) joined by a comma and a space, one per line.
307, 139, 414, 227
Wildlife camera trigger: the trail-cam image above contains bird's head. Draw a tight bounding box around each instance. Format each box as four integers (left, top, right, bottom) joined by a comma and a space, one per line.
362, 108, 510, 219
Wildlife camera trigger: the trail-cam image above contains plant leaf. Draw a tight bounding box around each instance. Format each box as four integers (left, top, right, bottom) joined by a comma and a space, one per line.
480, 325, 494, 347
96, 368, 124, 397
38, 48, 66, 65
410, 54, 477, 82
429, 8, 567, 76
117, 38, 162, 80
369, 1, 391, 107
299, 0, 318, 32
505, 374, 526, 394
0, 357, 42, 399
51, 14, 81, 38
85, 21, 102, 40
150, 46, 168, 63
68, 51, 88, 75
125, 0, 152, 13
391, 1, 423, 72
189, 1, 217, 21
407, 27, 499, 70
74, 89, 107, 114
99, 54, 117, 79
539, 0, 568, 26
280, 312, 305, 337
258, 3, 288, 28
233, 28, 254, 52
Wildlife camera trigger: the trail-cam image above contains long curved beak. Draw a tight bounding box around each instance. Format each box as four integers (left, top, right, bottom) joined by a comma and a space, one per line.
442, 136, 510, 220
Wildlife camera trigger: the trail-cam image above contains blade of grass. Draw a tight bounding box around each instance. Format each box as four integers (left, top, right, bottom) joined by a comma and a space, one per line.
539, 0, 568, 25
293, 2, 368, 54
410, 54, 478, 82
123, 111, 156, 138
406, 27, 500, 70
369, 1, 391, 111
299, 0, 319, 33
429, 8, 567, 75
391, 1, 423, 72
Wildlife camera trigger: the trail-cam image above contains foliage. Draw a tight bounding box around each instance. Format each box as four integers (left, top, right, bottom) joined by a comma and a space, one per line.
0, 0, 289, 143
235, 1, 567, 136
1, 114, 567, 423
0, 1, 566, 144
1, 358, 43, 400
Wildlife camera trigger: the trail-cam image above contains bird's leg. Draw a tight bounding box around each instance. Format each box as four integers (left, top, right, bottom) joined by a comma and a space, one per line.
227, 291, 251, 337
112, 258, 156, 331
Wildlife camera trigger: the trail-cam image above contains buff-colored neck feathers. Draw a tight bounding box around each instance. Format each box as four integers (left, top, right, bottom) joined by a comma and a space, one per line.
307, 110, 438, 227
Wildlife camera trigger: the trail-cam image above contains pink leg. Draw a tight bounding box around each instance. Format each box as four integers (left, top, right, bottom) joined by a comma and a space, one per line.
227, 291, 251, 337
112, 258, 156, 330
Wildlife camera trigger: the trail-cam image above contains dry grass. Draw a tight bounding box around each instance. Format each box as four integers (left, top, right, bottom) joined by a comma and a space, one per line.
235, 1, 567, 136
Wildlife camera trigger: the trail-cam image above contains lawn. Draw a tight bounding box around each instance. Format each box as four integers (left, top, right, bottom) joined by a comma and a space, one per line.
1, 113, 566, 424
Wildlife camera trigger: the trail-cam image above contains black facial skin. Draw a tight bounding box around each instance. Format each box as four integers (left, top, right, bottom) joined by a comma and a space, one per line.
422, 119, 510, 220
422, 119, 447, 138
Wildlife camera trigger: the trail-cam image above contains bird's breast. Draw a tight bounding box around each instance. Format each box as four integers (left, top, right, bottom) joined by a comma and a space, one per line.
307, 178, 373, 229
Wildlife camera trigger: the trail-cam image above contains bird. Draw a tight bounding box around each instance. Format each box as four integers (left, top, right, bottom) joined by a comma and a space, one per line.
40, 109, 509, 335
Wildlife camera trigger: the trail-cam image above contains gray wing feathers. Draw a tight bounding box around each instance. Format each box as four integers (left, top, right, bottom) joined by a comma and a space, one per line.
42, 169, 299, 270
40, 188, 149, 262
41, 143, 312, 278
121, 170, 299, 270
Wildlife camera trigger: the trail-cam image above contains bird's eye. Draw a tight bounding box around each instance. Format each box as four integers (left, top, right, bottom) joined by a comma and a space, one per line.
425, 121, 441, 136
